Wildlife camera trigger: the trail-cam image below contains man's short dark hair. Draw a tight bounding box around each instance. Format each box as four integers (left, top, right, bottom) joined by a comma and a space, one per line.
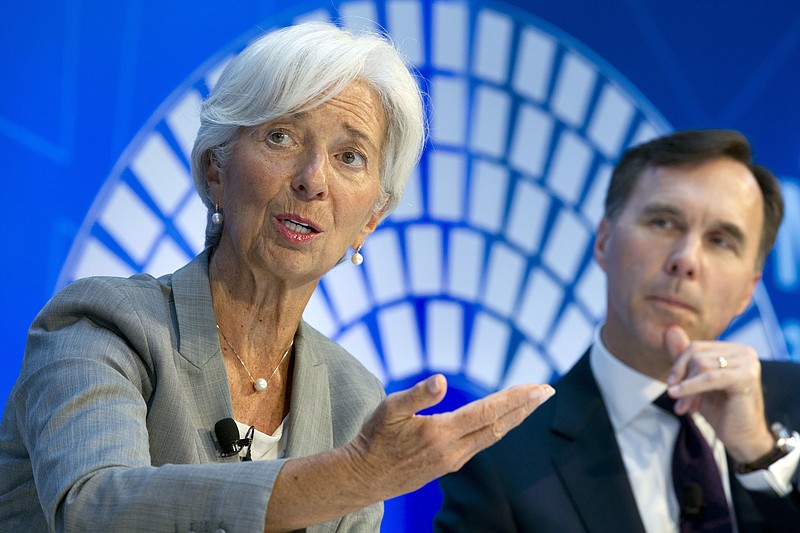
604, 129, 784, 270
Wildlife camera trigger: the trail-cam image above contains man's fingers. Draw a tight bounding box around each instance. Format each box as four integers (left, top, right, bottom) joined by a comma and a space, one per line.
665, 325, 692, 386
384, 374, 448, 421
664, 325, 690, 361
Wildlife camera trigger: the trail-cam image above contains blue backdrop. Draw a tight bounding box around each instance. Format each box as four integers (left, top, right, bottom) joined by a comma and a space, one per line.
3, 1, 800, 531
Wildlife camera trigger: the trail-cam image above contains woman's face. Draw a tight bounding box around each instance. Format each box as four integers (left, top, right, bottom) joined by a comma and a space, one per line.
208, 80, 387, 286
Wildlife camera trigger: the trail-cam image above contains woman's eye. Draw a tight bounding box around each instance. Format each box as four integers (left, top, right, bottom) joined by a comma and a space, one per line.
268, 131, 290, 145
341, 151, 365, 166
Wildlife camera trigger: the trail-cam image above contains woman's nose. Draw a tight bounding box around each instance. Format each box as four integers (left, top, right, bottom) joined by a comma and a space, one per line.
291, 151, 329, 200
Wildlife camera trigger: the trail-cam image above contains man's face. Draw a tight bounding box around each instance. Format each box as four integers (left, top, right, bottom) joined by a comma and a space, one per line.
594, 157, 764, 377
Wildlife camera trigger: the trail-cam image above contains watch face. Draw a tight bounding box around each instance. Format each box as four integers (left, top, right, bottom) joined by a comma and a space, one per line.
772, 423, 799, 452
737, 424, 798, 474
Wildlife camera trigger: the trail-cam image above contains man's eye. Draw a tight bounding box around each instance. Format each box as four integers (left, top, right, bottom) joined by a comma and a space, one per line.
651, 218, 671, 228
342, 151, 365, 166
709, 235, 735, 251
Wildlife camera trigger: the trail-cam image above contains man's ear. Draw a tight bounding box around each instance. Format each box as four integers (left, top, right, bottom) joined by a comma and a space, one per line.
734, 271, 762, 316
594, 217, 612, 273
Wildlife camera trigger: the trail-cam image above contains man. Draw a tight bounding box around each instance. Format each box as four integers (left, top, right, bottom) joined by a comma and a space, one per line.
435, 130, 800, 532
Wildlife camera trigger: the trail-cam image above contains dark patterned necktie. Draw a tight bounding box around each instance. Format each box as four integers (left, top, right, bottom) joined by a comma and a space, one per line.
654, 393, 734, 532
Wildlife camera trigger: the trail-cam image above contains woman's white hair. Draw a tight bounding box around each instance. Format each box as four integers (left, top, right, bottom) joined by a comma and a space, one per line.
190, 22, 426, 247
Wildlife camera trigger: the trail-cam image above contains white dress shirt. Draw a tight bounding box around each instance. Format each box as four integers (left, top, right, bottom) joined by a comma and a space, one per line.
589, 327, 799, 533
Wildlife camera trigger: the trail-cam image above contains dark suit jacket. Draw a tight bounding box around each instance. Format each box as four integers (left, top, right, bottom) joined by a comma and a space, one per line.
436, 352, 800, 533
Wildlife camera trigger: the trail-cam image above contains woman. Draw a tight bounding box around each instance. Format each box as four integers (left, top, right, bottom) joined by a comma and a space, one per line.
0, 22, 554, 532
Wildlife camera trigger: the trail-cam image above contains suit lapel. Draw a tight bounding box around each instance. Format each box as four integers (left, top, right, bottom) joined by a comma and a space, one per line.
170, 249, 234, 461
283, 322, 341, 533
551, 353, 647, 533
285, 321, 334, 458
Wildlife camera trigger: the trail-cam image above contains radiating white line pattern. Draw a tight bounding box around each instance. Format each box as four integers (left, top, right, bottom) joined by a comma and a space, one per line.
513, 26, 556, 103
58, 0, 784, 400
145, 237, 189, 279
99, 184, 163, 263
72, 238, 134, 280
483, 242, 525, 316
173, 194, 207, 253
432, 1, 469, 71
505, 180, 550, 254
427, 300, 464, 373
131, 133, 191, 216
321, 262, 372, 325
551, 52, 597, 127
467, 159, 509, 233
304, 289, 338, 338
337, 322, 388, 384
509, 104, 553, 176
339, 1, 379, 32
470, 86, 511, 158
379, 303, 425, 378
473, 9, 512, 82
447, 228, 485, 301
465, 312, 510, 389
165, 90, 202, 159
588, 83, 635, 157
503, 342, 551, 388
582, 163, 612, 222
390, 167, 423, 221
546, 130, 592, 206
429, 151, 466, 221
548, 304, 594, 373
431, 76, 468, 146
575, 262, 607, 321
386, 0, 425, 66
407, 224, 444, 295
517, 269, 563, 342
363, 229, 406, 305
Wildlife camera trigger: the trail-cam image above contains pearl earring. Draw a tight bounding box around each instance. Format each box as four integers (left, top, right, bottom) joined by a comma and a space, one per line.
351, 244, 364, 265
211, 204, 224, 226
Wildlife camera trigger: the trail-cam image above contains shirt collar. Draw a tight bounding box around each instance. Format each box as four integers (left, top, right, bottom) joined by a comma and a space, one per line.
589, 325, 667, 431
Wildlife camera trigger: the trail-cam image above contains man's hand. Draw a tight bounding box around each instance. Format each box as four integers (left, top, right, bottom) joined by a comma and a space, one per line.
663, 325, 774, 463
345, 374, 555, 500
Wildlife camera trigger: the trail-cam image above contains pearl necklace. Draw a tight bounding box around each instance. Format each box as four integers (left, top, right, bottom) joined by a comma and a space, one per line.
216, 324, 293, 392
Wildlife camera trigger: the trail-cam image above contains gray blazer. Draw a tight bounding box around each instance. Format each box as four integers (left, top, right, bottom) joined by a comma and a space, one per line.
0, 250, 385, 532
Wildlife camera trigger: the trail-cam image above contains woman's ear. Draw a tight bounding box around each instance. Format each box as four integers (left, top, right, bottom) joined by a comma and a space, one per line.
354, 203, 386, 248
206, 151, 223, 203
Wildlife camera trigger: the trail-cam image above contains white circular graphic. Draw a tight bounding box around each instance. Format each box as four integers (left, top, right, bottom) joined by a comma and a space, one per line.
57, 0, 788, 403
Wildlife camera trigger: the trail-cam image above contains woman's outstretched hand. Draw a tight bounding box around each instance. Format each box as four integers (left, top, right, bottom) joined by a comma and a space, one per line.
346, 374, 555, 499
266, 375, 554, 532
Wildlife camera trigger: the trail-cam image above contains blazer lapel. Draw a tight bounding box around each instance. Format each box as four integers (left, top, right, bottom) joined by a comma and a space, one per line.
551, 354, 647, 533
284, 320, 334, 458
170, 249, 234, 460
283, 322, 342, 533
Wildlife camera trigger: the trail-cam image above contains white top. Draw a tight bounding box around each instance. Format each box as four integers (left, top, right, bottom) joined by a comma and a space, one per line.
590, 326, 799, 533
235, 419, 286, 461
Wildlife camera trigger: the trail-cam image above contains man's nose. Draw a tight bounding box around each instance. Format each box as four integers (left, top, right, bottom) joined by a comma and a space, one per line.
665, 235, 702, 279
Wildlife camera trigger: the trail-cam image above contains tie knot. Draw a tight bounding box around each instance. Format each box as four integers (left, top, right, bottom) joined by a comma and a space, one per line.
653, 392, 677, 414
